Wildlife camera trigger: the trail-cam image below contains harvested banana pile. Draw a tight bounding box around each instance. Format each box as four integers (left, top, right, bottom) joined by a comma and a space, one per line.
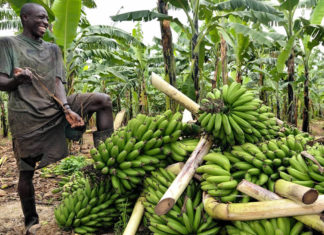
198, 82, 280, 147
198, 134, 317, 202
143, 168, 220, 235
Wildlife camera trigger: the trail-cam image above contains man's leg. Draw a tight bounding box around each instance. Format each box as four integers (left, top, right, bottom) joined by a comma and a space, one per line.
86, 93, 114, 131
86, 93, 114, 147
68, 93, 114, 147
17, 157, 39, 232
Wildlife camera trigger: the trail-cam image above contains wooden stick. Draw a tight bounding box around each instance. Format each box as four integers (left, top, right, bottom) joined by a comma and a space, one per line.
237, 179, 281, 200
166, 162, 185, 175
165, 162, 201, 181
301, 151, 324, 174
151, 73, 200, 114
114, 109, 126, 130
276, 118, 284, 126
154, 135, 212, 215
237, 179, 324, 233
122, 162, 186, 235
275, 179, 319, 204
122, 195, 146, 235
203, 192, 324, 221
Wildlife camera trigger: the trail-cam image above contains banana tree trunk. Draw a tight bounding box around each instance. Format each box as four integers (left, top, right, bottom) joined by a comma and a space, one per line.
114, 109, 126, 130
0, 97, 8, 137
140, 75, 148, 114
287, 52, 295, 124
220, 35, 228, 85
236, 66, 242, 84
259, 65, 266, 102
116, 94, 121, 113
237, 180, 324, 233
123, 195, 145, 235
155, 135, 212, 215
274, 179, 318, 204
203, 192, 324, 221
276, 91, 281, 119
158, 0, 176, 111
302, 64, 310, 132
212, 46, 220, 89
151, 73, 200, 114
294, 95, 298, 126
191, 14, 199, 102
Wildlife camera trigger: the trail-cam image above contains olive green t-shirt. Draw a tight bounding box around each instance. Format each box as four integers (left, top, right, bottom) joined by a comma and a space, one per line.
0, 34, 66, 137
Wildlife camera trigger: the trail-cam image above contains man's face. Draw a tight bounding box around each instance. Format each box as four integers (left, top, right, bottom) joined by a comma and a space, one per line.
23, 5, 49, 40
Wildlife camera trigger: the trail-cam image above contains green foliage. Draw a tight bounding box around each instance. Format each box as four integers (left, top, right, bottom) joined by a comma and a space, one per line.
52, 0, 82, 50
53, 155, 90, 175
7, 0, 55, 21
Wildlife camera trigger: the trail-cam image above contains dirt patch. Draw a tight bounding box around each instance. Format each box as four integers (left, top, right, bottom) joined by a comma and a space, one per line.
309, 118, 324, 137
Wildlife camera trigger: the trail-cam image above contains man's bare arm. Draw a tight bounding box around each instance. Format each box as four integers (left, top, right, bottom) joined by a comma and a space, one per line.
0, 70, 32, 91
55, 77, 84, 128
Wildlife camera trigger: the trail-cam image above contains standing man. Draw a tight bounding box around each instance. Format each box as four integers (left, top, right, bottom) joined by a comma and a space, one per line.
0, 3, 114, 233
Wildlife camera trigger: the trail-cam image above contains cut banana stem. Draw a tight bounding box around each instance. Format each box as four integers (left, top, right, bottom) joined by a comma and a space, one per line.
203, 192, 324, 221
155, 135, 212, 215
275, 179, 319, 205
237, 179, 324, 233
275, 118, 284, 125
166, 162, 185, 175
123, 195, 146, 235
237, 179, 281, 200
301, 151, 324, 174
114, 109, 126, 130
151, 73, 200, 114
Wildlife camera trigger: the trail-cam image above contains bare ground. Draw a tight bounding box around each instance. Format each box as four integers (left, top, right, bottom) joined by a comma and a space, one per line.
308, 119, 324, 137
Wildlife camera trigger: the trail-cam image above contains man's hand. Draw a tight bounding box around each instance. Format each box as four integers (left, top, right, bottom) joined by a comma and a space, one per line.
13, 67, 32, 85
64, 109, 85, 128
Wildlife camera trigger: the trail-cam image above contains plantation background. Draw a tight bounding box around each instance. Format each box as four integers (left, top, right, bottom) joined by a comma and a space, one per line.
0, 0, 323, 234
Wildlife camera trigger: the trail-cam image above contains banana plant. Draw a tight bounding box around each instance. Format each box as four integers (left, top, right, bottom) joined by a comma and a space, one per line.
295, 18, 324, 131
275, 0, 324, 125
0, 5, 21, 31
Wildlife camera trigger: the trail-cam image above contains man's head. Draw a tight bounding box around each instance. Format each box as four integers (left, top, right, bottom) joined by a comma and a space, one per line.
20, 3, 48, 40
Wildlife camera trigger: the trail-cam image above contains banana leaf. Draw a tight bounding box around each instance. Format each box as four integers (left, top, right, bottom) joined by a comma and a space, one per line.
279, 0, 299, 11
212, 0, 282, 16
7, 0, 54, 21
311, 0, 324, 24
276, 30, 301, 74
52, 0, 81, 50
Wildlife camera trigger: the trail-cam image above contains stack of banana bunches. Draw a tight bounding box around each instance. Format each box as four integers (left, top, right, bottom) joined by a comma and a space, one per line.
54, 81, 323, 235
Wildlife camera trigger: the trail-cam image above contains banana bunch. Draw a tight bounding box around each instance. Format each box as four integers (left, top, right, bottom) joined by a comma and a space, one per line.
52, 172, 87, 197
198, 82, 280, 147
54, 178, 119, 234
278, 122, 312, 138
197, 152, 239, 202
182, 121, 201, 137
114, 192, 138, 214
164, 138, 199, 163
227, 218, 310, 235
298, 143, 324, 193
90, 110, 184, 193
143, 168, 220, 235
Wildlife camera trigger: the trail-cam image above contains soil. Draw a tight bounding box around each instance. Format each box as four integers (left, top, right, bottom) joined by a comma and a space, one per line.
0, 133, 94, 235
309, 119, 324, 137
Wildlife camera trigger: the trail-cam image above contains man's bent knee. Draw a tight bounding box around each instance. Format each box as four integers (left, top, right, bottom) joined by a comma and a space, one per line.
90, 93, 112, 111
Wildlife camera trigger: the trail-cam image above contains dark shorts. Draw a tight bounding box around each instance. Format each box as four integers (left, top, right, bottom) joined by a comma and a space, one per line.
13, 93, 101, 171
